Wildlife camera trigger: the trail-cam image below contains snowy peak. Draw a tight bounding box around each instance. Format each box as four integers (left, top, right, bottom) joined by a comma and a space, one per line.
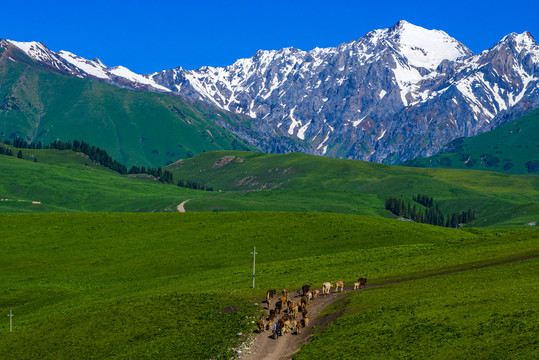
501, 31, 537, 47
7, 40, 55, 62
151, 21, 538, 163
386, 20, 473, 69
497, 31, 539, 59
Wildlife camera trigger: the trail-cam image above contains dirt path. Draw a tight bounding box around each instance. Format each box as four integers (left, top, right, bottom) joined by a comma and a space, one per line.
239, 290, 348, 360
237, 255, 539, 360
177, 199, 191, 212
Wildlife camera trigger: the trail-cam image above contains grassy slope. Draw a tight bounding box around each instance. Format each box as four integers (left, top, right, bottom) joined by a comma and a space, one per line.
0, 46, 255, 168
403, 108, 539, 174
1, 145, 538, 227
0, 151, 212, 212
295, 258, 539, 360
0, 212, 537, 359
168, 151, 539, 227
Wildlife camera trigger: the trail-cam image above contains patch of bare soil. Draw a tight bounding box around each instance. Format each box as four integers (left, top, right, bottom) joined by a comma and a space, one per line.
177, 199, 190, 212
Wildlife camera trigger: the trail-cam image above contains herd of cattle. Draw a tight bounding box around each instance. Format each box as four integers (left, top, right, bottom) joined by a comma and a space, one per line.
257, 278, 367, 339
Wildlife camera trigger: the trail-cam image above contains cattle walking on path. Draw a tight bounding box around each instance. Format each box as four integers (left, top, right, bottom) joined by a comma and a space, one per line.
237, 255, 539, 360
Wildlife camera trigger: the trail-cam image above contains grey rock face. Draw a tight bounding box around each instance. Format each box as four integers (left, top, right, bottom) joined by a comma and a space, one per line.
150, 21, 539, 163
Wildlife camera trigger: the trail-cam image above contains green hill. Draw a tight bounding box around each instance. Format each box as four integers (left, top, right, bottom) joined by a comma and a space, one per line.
0, 212, 537, 359
0, 45, 255, 168
403, 108, 539, 174
166, 150, 539, 227
1, 144, 538, 227
0, 147, 212, 212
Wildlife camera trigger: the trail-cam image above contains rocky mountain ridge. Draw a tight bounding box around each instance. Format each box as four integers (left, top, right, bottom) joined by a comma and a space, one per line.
3, 21, 538, 163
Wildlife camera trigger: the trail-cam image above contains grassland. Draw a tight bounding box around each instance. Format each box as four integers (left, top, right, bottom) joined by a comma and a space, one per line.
295, 258, 539, 359
0, 151, 210, 212
404, 109, 539, 175
168, 150, 539, 227
1, 144, 538, 227
0, 212, 538, 359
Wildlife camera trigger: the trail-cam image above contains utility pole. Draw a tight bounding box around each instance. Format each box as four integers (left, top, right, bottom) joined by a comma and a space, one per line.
251, 246, 258, 288
8, 310, 13, 332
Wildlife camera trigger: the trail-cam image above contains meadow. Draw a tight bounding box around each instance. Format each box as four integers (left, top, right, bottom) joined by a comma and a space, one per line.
2, 143, 538, 228
0, 153, 209, 212
169, 150, 539, 227
295, 258, 539, 359
1, 212, 538, 359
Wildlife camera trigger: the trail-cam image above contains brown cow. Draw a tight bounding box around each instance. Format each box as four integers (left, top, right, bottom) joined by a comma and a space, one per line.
280, 296, 287, 308
294, 319, 302, 334
358, 277, 367, 288
334, 281, 345, 292
287, 299, 295, 310
282, 288, 289, 300
267, 315, 275, 330
313, 289, 320, 299
303, 312, 310, 327
278, 318, 291, 335
290, 319, 299, 334
283, 319, 291, 335
266, 289, 276, 303
306, 290, 313, 301
275, 299, 283, 314
302, 284, 311, 296
300, 296, 309, 309
257, 316, 265, 333
289, 305, 299, 319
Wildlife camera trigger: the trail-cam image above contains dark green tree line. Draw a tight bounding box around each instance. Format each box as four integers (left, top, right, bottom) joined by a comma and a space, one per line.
385, 194, 476, 227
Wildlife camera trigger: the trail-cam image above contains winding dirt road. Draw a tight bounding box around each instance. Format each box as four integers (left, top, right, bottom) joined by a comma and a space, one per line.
177, 199, 191, 212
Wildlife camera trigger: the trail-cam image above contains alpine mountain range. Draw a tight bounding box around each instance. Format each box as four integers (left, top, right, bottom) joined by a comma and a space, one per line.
3, 20, 539, 164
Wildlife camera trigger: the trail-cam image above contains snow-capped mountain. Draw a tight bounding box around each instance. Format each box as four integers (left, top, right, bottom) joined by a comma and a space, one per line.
3, 40, 170, 93
149, 20, 539, 162
3, 21, 538, 163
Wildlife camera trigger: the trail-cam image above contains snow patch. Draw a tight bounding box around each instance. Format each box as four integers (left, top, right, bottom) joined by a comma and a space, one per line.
297, 120, 311, 140
58, 51, 109, 79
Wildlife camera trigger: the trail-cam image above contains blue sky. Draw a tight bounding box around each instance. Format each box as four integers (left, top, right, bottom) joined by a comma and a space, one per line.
3, 0, 538, 74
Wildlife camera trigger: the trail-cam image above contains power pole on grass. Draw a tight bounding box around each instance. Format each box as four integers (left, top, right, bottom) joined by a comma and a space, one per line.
251, 246, 258, 288
8, 310, 13, 332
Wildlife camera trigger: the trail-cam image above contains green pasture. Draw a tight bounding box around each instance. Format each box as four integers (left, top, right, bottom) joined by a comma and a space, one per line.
295, 258, 539, 359
171, 150, 539, 227
1, 145, 539, 227
0, 212, 538, 359
0, 153, 208, 212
